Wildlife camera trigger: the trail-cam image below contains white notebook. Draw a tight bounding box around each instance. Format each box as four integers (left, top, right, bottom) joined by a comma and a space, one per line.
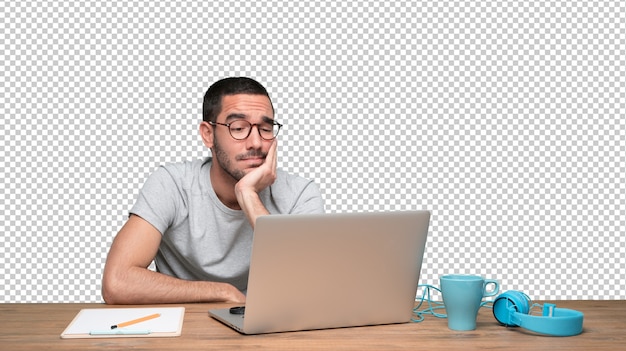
61, 307, 185, 338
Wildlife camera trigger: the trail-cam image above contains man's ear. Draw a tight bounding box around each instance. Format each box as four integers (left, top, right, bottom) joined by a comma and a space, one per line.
199, 121, 214, 149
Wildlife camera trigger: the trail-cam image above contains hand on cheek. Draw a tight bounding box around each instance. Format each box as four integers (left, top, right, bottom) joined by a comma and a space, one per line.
236, 139, 278, 195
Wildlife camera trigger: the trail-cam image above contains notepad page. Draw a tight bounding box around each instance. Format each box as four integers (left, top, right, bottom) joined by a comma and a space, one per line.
63, 307, 185, 335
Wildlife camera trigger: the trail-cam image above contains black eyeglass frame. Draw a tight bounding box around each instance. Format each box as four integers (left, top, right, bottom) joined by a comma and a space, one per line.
208, 120, 283, 140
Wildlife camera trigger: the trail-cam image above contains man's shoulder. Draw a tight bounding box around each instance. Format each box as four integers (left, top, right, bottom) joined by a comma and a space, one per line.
157, 157, 210, 177
142, 158, 211, 191
270, 170, 324, 213
274, 169, 317, 190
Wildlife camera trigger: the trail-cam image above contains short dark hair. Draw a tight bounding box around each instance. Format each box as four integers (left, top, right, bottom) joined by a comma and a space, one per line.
202, 77, 273, 123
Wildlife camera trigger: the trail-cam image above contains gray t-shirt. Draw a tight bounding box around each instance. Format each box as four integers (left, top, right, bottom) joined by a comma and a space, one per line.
130, 157, 325, 292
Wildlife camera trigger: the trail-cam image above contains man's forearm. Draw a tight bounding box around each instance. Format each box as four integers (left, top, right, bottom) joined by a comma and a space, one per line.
235, 186, 270, 229
102, 266, 245, 305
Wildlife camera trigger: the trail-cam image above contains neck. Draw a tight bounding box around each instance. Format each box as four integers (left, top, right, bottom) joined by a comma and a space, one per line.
209, 162, 241, 210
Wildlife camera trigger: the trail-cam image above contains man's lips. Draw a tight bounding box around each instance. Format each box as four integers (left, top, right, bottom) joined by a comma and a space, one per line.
240, 156, 265, 167
236, 151, 267, 168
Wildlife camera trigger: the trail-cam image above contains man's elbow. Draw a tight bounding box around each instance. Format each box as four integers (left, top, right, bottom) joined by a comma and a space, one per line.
101, 286, 116, 305
101, 271, 124, 305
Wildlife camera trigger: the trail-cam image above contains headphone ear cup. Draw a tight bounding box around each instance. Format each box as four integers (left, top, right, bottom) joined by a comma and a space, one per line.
492, 291, 531, 326
492, 291, 584, 336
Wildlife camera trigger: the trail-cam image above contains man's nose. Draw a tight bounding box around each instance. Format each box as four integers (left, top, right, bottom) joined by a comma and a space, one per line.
245, 125, 263, 148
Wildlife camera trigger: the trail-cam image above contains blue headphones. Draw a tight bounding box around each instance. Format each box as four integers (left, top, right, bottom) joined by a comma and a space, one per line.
492, 291, 584, 336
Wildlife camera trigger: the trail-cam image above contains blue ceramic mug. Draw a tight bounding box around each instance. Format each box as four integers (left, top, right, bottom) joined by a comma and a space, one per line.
440, 274, 500, 331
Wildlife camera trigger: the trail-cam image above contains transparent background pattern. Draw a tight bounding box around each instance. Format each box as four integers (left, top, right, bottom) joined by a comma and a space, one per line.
1, 1, 624, 302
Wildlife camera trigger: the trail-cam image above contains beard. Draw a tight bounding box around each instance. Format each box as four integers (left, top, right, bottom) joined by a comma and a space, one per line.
212, 135, 267, 182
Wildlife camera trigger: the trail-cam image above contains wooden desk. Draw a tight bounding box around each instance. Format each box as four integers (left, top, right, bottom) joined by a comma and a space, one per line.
1, 301, 624, 350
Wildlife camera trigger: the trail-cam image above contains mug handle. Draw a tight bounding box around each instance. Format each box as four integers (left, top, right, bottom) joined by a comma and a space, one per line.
483, 279, 500, 297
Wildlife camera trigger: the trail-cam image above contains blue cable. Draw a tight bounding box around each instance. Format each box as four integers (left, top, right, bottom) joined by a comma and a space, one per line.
412, 284, 494, 323
412, 284, 446, 322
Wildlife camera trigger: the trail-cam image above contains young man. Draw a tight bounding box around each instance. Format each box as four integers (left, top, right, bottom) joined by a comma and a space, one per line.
102, 77, 325, 304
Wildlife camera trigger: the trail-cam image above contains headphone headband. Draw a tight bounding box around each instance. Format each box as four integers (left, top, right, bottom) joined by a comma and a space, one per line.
492, 291, 584, 337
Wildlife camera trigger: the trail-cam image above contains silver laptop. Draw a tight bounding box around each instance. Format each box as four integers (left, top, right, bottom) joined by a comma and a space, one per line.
209, 210, 431, 334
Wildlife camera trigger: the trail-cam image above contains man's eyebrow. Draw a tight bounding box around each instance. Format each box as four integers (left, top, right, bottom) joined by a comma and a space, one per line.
224, 113, 247, 122
225, 113, 275, 123
262, 116, 275, 123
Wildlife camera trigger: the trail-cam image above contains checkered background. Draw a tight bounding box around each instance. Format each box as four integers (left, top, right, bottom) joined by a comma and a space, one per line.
1, 1, 625, 302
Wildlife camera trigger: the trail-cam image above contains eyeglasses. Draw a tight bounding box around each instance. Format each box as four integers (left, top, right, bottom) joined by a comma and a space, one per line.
208, 120, 283, 140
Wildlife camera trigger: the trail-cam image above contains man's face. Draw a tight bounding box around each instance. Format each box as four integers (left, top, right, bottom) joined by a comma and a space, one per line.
210, 94, 275, 181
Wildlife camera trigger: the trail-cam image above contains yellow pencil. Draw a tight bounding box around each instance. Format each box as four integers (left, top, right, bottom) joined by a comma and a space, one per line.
111, 313, 161, 329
